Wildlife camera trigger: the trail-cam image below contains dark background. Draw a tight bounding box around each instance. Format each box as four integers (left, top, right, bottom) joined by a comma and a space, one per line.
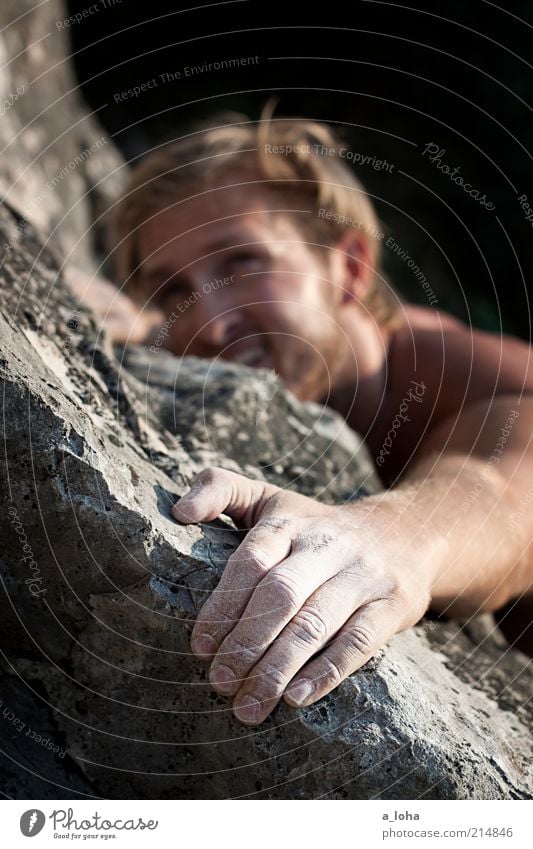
67, 0, 533, 338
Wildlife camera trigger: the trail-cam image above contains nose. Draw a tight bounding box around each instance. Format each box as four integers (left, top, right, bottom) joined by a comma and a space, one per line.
200, 310, 245, 349
196, 291, 247, 351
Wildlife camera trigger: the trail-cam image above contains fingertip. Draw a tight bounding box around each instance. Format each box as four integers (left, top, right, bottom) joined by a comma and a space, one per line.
191, 631, 218, 659
233, 694, 263, 725
171, 479, 226, 523
170, 500, 190, 523
283, 678, 315, 708
171, 494, 202, 524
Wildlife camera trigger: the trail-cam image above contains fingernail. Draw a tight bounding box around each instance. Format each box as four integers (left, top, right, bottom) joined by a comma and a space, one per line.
285, 679, 314, 706
171, 499, 188, 519
209, 664, 236, 694
233, 694, 261, 724
191, 633, 217, 657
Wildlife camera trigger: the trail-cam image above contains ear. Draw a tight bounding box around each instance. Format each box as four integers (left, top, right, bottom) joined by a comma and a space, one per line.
330, 230, 374, 306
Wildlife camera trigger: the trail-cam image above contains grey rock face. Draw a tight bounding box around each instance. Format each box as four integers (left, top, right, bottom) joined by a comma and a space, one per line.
0, 0, 531, 802
115, 343, 381, 502
0, 0, 125, 274
0, 205, 532, 800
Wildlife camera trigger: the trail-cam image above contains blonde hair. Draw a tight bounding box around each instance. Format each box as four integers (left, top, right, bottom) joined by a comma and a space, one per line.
110, 104, 401, 327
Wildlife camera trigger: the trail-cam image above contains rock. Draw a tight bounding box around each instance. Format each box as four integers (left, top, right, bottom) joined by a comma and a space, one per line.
0, 0, 125, 274
115, 343, 381, 501
0, 0, 532, 801
0, 654, 96, 800
1, 203, 532, 800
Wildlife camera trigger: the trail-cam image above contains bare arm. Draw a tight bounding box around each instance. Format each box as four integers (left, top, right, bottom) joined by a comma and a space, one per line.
398, 394, 533, 616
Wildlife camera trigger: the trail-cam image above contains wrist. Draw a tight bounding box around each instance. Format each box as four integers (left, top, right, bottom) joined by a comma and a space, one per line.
340, 492, 449, 594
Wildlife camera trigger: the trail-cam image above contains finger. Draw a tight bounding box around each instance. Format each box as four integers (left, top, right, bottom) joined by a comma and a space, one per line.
171, 466, 277, 526
230, 572, 368, 724
191, 517, 293, 658
283, 598, 398, 708
209, 544, 342, 697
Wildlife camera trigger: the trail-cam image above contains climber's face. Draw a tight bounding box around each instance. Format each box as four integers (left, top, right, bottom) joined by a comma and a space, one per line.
136, 178, 365, 401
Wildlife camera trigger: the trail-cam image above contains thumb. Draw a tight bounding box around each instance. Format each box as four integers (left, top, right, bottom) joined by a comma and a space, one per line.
171, 467, 277, 527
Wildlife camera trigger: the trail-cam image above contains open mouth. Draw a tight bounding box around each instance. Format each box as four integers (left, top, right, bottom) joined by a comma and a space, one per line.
224, 342, 273, 369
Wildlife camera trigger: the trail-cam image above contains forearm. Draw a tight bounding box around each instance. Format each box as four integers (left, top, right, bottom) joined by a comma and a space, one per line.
391, 455, 531, 614
362, 398, 533, 617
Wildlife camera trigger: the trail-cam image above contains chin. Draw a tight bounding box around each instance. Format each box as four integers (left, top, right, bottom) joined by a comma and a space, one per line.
279, 373, 321, 402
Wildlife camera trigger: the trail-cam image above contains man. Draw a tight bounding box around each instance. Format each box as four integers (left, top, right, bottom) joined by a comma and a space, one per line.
95, 112, 533, 726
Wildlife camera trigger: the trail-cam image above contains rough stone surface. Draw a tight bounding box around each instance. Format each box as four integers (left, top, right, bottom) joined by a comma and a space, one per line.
0, 0, 125, 274
1, 204, 532, 800
0, 0, 532, 801
115, 343, 381, 502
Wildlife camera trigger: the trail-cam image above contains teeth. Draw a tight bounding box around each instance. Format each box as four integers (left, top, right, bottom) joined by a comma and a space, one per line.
235, 347, 264, 365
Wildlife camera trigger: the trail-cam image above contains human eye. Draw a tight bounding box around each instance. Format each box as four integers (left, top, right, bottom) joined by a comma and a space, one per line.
154, 276, 191, 307
225, 250, 270, 274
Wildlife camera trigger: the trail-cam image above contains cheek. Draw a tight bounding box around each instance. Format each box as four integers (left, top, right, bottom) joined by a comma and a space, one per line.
272, 302, 339, 350
162, 312, 201, 354
259, 279, 339, 356
254, 301, 297, 329
272, 270, 338, 315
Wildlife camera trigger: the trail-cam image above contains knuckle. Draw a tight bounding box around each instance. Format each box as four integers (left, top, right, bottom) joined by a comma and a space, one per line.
319, 654, 345, 689
264, 572, 301, 610
387, 583, 411, 610
196, 466, 223, 486
309, 532, 337, 552
199, 602, 239, 630
292, 531, 336, 554
288, 607, 329, 646
264, 492, 288, 513
343, 624, 376, 657
229, 544, 270, 572
258, 516, 294, 534
253, 660, 288, 691
245, 546, 271, 570
343, 554, 369, 579
222, 633, 264, 664
396, 587, 430, 624
387, 582, 430, 619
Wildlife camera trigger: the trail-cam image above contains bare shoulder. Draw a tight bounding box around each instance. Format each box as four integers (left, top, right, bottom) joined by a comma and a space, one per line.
371, 304, 532, 481
399, 304, 466, 335
389, 304, 533, 422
